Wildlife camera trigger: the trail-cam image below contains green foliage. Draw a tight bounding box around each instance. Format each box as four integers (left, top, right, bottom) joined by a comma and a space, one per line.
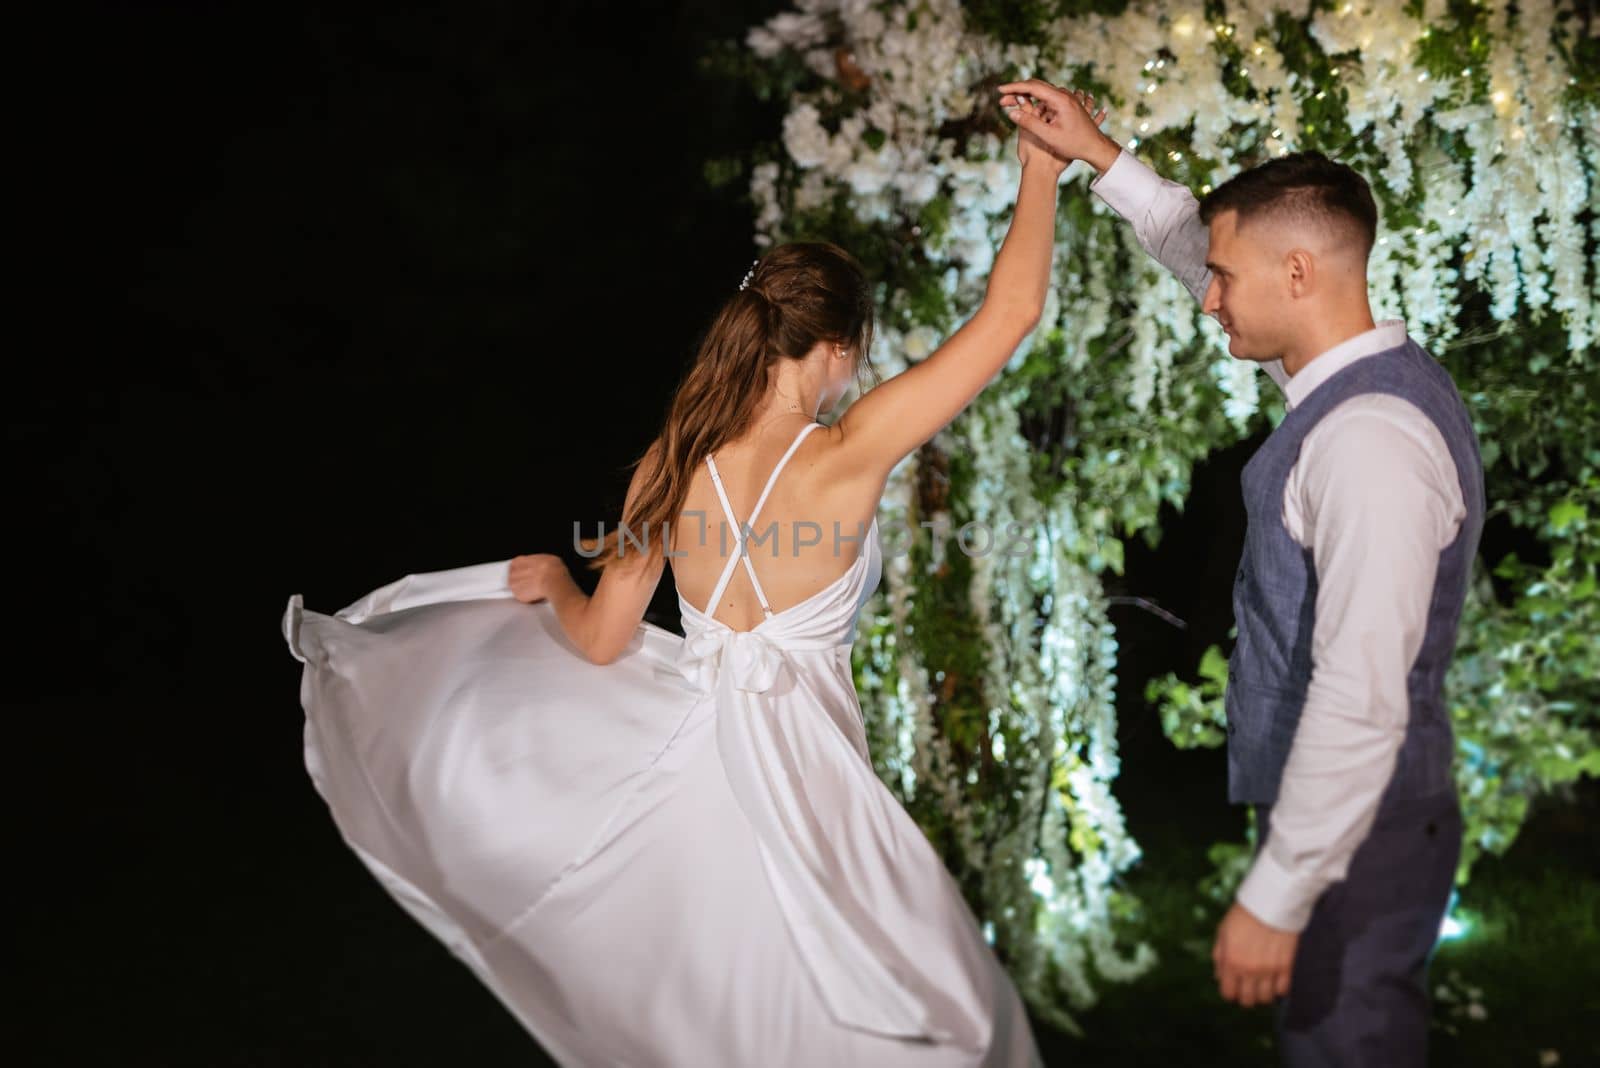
1447, 475, 1600, 875
965, 0, 1132, 45
1146, 645, 1230, 750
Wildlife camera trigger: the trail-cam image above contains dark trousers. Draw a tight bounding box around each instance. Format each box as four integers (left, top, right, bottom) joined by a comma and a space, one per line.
1255, 791, 1462, 1068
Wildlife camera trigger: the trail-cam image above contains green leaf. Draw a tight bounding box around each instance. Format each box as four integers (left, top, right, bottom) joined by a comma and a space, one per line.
1550, 499, 1586, 533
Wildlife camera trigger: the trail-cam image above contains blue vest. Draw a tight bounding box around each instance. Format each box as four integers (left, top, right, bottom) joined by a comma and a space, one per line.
1224, 339, 1485, 806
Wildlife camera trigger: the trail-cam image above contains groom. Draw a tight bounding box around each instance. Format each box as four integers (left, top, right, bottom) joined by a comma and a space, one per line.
999, 83, 1485, 1065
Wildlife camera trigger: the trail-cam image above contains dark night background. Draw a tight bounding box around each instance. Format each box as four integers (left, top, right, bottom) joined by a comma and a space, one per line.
18, 2, 1592, 1065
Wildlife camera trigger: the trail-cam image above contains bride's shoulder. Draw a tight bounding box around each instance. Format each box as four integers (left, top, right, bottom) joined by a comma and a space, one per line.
798, 421, 883, 499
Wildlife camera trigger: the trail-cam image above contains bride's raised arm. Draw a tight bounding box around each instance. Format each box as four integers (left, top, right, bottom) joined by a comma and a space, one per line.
829, 111, 1073, 481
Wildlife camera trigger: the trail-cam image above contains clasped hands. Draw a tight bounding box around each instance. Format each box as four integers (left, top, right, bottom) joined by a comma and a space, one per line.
998, 80, 1120, 175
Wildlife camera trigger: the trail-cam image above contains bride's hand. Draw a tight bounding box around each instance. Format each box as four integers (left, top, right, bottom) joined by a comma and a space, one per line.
509, 553, 565, 603
1005, 96, 1067, 176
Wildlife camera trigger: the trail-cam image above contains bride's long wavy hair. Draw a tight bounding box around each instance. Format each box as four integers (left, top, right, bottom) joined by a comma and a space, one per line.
583, 241, 879, 572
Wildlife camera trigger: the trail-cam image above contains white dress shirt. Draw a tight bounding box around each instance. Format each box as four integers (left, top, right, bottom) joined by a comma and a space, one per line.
1091, 150, 1468, 932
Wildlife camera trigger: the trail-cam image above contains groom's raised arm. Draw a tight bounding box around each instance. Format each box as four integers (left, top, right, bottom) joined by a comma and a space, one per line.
1090, 151, 1215, 305
998, 81, 1288, 389
1089, 149, 1289, 391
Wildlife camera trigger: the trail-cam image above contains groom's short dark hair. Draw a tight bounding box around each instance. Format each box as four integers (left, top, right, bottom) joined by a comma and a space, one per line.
1199, 151, 1378, 257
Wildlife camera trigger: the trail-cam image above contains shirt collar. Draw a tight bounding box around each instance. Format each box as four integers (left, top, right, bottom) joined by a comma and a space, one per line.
1282, 319, 1408, 410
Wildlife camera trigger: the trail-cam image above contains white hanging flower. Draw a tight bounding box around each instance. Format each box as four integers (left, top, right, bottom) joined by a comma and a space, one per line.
781, 103, 831, 169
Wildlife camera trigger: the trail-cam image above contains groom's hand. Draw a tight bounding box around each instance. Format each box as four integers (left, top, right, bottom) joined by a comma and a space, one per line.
1212, 902, 1298, 1007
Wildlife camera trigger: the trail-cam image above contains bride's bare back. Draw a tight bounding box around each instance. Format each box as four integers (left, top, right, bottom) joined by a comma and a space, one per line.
669, 416, 879, 633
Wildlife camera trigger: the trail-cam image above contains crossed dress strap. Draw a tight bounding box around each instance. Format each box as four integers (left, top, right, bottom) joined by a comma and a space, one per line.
702, 422, 823, 619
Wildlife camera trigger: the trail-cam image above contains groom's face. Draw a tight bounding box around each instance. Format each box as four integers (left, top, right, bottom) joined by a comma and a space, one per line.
1202, 210, 1288, 364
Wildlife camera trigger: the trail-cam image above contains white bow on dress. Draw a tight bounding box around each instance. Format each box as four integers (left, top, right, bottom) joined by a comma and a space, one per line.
676, 627, 787, 694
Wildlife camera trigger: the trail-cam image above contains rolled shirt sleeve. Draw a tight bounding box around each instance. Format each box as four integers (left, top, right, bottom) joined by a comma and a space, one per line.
1234, 397, 1466, 931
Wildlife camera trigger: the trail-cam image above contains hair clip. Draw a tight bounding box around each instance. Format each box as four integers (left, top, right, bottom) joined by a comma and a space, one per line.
738, 259, 759, 291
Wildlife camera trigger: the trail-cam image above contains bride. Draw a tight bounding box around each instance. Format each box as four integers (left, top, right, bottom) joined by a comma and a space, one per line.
284, 97, 1088, 1066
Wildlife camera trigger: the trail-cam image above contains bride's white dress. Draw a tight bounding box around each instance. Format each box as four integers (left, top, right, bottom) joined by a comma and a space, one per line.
282, 421, 1041, 1066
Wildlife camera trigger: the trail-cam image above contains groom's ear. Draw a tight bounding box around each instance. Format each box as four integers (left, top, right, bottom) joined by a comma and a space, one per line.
1283, 248, 1316, 299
